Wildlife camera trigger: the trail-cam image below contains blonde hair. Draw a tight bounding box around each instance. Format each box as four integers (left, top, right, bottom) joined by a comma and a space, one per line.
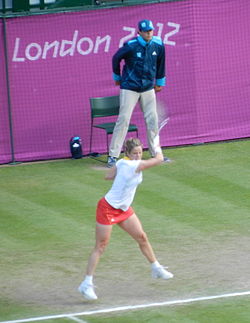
124, 138, 143, 156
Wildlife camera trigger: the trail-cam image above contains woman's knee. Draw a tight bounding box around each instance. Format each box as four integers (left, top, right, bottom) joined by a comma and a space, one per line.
95, 239, 109, 255
136, 231, 149, 245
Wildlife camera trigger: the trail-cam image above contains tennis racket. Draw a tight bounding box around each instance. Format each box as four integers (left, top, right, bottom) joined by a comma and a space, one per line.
153, 100, 170, 149
157, 99, 170, 132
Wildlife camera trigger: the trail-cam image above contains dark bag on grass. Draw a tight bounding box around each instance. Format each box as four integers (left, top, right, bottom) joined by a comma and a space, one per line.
70, 136, 82, 159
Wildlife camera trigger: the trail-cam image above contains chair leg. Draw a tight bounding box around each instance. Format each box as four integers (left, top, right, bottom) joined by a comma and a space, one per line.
106, 134, 109, 160
89, 121, 93, 154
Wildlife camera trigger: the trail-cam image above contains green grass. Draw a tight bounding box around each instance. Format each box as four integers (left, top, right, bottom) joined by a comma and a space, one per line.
0, 140, 249, 322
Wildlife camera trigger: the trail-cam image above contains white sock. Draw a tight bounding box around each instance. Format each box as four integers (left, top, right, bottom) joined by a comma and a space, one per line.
84, 275, 93, 285
151, 261, 161, 270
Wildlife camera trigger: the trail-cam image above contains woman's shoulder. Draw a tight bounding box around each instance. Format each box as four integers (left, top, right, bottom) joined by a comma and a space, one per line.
117, 158, 141, 169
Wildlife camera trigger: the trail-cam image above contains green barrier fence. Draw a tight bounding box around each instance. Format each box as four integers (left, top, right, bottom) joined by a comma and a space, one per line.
0, 0, 183, 16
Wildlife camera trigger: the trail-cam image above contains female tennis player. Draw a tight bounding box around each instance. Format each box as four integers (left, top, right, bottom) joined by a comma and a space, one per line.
78, 138, 173, 300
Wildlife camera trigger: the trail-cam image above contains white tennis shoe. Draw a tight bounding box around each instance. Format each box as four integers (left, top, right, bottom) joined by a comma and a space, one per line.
78, 281, 98, 300
152, 266, 174, 280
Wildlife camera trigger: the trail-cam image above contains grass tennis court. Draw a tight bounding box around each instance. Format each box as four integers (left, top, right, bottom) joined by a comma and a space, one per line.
0, 140, 250, 322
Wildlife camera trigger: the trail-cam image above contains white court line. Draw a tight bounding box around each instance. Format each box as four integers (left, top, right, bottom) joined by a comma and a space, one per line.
1, 291, 250, 323
67, 315, 88, 323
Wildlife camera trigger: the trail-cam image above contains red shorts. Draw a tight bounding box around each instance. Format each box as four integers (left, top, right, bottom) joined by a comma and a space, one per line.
96, 197, 134, 225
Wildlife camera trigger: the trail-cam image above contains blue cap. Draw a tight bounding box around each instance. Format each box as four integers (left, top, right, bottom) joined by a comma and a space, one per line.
138, 19, 154, 32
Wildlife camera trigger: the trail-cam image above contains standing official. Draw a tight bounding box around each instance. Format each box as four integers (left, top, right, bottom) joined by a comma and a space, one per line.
108, 19, 170, 167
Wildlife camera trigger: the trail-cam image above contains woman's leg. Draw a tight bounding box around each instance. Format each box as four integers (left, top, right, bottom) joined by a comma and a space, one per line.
118, 213, 156, 263
86, 222, 113, 275
118, 214, 174, 280
79, 223, 113, 300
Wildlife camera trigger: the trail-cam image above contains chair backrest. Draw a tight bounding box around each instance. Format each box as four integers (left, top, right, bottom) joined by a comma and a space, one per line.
90, 95, 120, 119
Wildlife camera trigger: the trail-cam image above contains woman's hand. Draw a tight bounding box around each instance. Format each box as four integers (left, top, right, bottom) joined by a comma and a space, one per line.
105, 165, 117, 180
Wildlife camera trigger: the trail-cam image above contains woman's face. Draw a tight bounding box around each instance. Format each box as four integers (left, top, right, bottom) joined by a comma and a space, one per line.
128, 146, 143, 160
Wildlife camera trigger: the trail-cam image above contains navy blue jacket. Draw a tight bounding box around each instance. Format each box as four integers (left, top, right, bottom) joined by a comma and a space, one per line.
112, 35, 166, 93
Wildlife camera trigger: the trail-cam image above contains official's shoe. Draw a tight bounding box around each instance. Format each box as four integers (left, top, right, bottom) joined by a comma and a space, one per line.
107, 156, 117, 168
152, 266, 174, 280
78, 282, 98, 300
163, 156, 171, 163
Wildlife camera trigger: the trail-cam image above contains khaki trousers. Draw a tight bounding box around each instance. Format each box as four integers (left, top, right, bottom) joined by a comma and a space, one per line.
109, 89, 159, 158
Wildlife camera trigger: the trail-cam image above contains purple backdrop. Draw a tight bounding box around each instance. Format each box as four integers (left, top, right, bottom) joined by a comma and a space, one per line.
0, 0, 250, 164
